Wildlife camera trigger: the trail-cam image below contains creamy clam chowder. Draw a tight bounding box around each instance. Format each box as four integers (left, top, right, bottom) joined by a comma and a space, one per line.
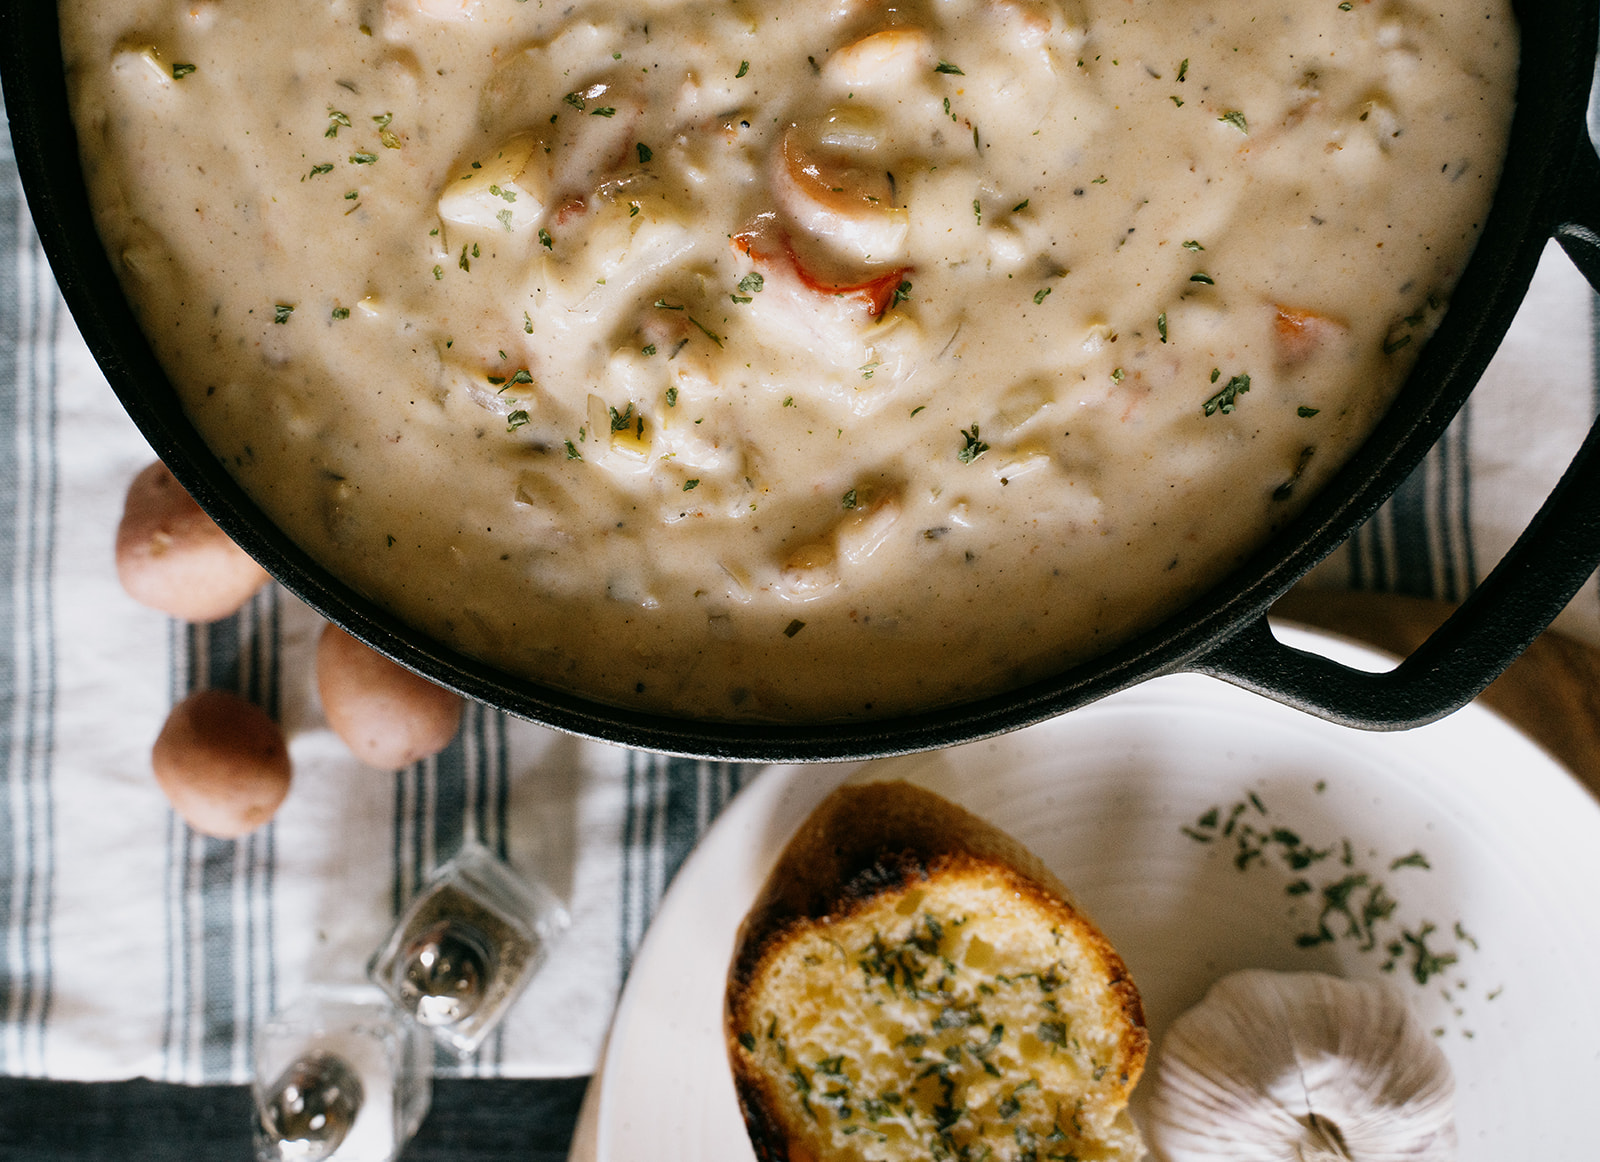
62, 0, 1517, 721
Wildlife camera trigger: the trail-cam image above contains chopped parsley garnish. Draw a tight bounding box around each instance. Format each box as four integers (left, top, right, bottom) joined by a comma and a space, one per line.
308, 163, 334, 177
524, 311, 534, 334
1157, 312, 1168, 342
1111, 367, 1125, 383
935, 60, 965, 75
433, 265, 443, 280
497, 208, 514, 231
1383, 333, 1412, 355
590, 106, 617, 117
331, 307, 350, 320
1177, 58, 1189, 82
1394, 922, 1458, 985
891, 280, 913, 308
562, 91, 587, 110
957, 424, 989, 463
642, 344, 658, 356
1184, 790, 1476, 996
609, 402, 636, 432
683, 479, 700, 491
1219, 110, 1249, 133
506, 409, 530, 431
1012, 198, 1030, 213
374, 112, 402, 149
783, 619, 806, 638
688, 316, 724, 347
736, 60, 750, 78
1203, 372, 1251, 416
1182, 239, 1204, 251
1298, 405, 1320, 417
842, 488, 859, 510
171, 62, 197, 79
738, 272, 765, 296
325, 110, 351, 137
538, 228, 554, 250
349, 151, 377, 165
636, 142, 653, 164
665, 385, 677, 405
1033, 287, 1051, 305
564, 439, 582, 460
1190, 272, 1215, 285
272, 303, 294, 324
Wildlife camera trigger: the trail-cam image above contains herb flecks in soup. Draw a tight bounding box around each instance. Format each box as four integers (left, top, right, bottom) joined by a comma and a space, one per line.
62, 0, 1517, 720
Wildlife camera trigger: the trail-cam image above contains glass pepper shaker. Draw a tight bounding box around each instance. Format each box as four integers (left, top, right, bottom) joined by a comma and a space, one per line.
368, 841, 569, 1056
252, 987, 431, 1162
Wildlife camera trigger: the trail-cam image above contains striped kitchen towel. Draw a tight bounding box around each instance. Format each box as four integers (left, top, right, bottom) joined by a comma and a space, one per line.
2, 92, 1598, 1083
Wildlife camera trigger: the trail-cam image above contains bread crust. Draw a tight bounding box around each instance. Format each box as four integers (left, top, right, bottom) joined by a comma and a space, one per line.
725, 780, 1147, 1162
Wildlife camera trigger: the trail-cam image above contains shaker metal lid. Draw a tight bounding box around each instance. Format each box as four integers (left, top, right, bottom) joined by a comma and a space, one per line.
396, 919, 497, 1027
258, 1050, 365, 1162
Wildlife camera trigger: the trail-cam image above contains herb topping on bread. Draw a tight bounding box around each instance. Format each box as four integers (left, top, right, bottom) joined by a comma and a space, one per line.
726, 781, 1148, 1162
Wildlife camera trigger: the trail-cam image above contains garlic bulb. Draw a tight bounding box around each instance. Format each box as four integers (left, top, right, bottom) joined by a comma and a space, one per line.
1147, 970, 1455, 1161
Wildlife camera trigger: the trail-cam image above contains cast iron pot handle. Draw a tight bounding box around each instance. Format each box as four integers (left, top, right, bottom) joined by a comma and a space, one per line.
1191, 135, 1600, 730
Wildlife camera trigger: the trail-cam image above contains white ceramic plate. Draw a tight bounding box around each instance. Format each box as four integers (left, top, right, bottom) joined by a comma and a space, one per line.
571, 625, 1600, 1160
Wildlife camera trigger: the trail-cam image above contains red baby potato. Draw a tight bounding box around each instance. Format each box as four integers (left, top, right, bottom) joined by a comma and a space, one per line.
152, 689, 292, 838
116, 460, 270, 621
316, 624, 463, 769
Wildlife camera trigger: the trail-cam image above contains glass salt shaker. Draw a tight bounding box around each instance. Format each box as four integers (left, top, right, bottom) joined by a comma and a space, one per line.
252, 987, 431, 1162
368, 841, 569, 1057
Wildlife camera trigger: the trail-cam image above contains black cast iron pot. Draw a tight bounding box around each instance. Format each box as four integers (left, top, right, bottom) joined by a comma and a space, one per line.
4, 0, 1600, 762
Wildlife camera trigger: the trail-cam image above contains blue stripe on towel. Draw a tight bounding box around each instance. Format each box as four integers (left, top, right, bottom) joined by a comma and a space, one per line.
1345, 403, 1474, 604
388, 700, 515, 1076
618, 755, 751, 982
162, 589, 282, 1082
0, 138, 60, 1077
1592, 287, 1600, 609
1446, 407, 1476, 601
1388, 444, 1432, 597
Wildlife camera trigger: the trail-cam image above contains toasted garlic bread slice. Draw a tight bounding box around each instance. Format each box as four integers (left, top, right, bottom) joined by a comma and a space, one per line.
726, 780, 1147, 1162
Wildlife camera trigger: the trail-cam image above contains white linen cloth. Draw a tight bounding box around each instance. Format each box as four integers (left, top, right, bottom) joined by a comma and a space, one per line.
1, 86, 1597, 1083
